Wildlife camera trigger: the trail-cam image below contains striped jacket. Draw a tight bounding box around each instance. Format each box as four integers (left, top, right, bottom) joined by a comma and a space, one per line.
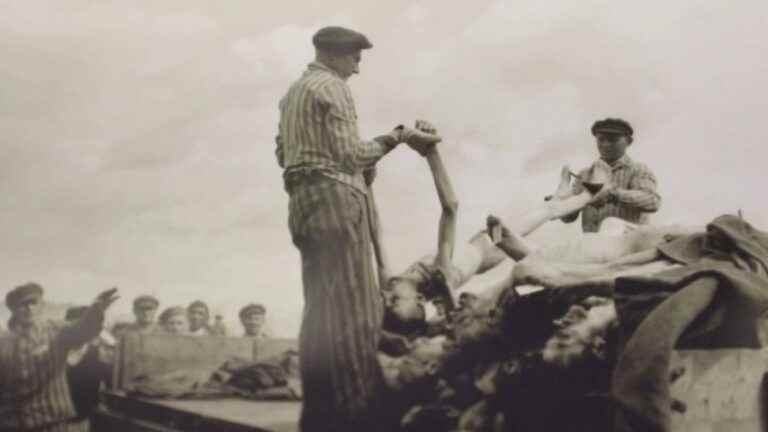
0, 310, 104, 430
563, 155, 661, 232
275, 61, 396, 193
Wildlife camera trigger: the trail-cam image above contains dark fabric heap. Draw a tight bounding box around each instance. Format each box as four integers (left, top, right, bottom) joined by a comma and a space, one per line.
129, 349, 302, 401
612, 214, 768, 432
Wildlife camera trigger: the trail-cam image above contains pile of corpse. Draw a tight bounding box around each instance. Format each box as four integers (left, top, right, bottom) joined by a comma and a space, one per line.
374, 157, 768, 432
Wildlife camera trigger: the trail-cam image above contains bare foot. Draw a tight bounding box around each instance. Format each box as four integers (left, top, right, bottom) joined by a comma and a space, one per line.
582, 160, 612, 194
487, 214, 532, 260
587, 160, 611, 185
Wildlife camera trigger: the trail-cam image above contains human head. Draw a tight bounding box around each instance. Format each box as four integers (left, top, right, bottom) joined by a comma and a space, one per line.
239, 303, 266, 336
458, 292, 479, 311
382, 276, 427, 334
133, 295, 159, 327
541, 302, 616, 368
158, 306, 188, 335
187, 300, 209, 332
313, 26, 372, 80
591, 118, 633, 164
6, 282, 44, 328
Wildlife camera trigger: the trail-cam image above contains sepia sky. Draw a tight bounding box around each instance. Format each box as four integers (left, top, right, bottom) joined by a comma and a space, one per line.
2, 1, 768, 335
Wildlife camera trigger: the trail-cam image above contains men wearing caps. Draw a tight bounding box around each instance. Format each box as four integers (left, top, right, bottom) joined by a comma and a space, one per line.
275, 25, 443, 431
119, 294, 159, 334
562, 118, 661, 232
240, 303, 268, 339
0, 283, 119, 432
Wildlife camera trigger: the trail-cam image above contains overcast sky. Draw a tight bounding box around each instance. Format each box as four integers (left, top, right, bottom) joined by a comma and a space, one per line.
2, 1, 767, 335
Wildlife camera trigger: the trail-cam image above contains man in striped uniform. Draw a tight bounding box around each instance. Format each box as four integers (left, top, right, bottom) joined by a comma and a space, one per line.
563, 118, 662, 232
275, 26, 442, 432
0, 283, 119, 432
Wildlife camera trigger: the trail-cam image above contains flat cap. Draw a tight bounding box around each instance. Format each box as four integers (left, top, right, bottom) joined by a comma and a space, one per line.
65, 305, 89, 321
239, 303, 266, 319
312, 26, 372, 54
133, 295, 159, 309
591, 118, 633, 137
6, 282, 43, 309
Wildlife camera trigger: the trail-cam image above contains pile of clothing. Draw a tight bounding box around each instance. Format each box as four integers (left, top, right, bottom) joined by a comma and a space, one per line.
129, 349, 301, 401
382, 214, 768, 432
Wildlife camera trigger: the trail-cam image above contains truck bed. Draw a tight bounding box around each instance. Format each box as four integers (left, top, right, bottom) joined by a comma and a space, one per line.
95, 391, 300, 432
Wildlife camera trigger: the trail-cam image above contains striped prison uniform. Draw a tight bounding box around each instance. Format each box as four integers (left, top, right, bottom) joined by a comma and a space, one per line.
276, 61, 398, 431
0, 310, 104, 432
563, 155, 661, 232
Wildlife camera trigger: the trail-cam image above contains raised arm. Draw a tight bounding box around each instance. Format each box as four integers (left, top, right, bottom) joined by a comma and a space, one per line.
59, 288, 119, 351
425, 147, 458, 273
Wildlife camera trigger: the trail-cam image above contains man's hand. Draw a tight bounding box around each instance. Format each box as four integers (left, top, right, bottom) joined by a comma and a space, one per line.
92, 287, 120, 313
588, 184, 616, 207
401, 120, 442, 156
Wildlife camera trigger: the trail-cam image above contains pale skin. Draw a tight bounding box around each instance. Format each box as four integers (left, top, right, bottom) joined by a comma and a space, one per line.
242, 312, 266, 337
162, 314, 189, 335
134, 306, 157, 327
385, 155, 701, 327
384, 161, 608, 325
188, 306, 208, 332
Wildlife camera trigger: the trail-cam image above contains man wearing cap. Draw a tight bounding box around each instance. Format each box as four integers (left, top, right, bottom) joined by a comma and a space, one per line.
0, 283, 119, 432
275, 25, 442, 431
119, 294, 159, 335
187, 300, 214, 336
239, 303, 268, 339
562, 118, 661, 232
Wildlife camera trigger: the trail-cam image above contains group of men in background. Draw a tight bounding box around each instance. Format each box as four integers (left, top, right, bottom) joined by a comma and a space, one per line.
111, 295, 270, 340
0, 284, 271, 432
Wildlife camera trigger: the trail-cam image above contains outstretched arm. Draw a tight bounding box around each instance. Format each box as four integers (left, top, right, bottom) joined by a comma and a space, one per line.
426, 147, 458, 273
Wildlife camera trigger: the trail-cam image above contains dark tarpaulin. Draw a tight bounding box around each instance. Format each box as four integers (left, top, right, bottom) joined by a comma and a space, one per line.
611, 214, 768, 432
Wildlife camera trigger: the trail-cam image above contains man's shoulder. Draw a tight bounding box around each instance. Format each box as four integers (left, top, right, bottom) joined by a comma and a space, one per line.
624, 157, 655, 173
294, 67, 345, 95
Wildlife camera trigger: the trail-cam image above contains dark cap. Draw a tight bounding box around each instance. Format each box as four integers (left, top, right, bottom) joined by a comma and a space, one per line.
239, 303, 266, 320
6, 282, 43, 309
591, 118, 633, 137
133, 295, 159, 310
65, 305, 89, 321
312, 26, 372, 54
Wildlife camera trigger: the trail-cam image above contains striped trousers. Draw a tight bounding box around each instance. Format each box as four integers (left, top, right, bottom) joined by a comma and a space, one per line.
287, 175, 385, 432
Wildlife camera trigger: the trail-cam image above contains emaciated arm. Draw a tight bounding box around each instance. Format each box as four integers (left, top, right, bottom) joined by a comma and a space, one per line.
426, 147, 458, 273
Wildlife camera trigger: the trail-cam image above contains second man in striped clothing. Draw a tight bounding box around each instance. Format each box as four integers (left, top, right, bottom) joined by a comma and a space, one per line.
562, 118, 662, 232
